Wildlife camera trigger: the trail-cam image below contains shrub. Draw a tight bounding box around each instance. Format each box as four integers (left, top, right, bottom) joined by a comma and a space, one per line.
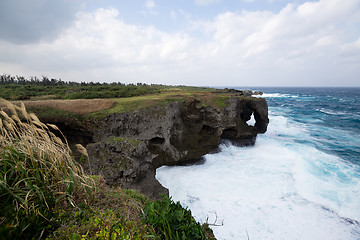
143, 195, 206, 240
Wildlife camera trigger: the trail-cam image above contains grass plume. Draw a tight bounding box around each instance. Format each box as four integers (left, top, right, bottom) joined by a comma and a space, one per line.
0, 99, 94, 238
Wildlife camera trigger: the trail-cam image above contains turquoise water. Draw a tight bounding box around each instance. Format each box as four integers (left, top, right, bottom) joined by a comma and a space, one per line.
257, 88, 360, 165
156, 88, 360, 240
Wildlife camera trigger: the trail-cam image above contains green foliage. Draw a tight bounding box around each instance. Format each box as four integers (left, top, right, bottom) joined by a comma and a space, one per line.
143, 195, 206, 240
47, 184, 158, 240
0, 205, 54, 240
50, 208, 156, 240
0, 74, 216, 101
106, 137, 141, 147
214, 96, 228, 109
0, 84, 68, 100
0, 74, 168, 100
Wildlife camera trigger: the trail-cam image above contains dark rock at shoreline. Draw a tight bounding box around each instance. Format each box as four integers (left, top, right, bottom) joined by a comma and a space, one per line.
85, 137, 168, 199
214, 88, 263, 96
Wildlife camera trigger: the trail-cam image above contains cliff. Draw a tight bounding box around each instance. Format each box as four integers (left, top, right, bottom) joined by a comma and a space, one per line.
24, 90, 269, 199
86, 97, 268, 199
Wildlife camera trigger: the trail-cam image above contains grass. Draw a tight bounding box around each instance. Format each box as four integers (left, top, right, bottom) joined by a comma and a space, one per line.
23, 99, 116, 115
87, 89, 251, 120
0, 99, 94, 239
0, 99, 216, 239
88, 95, 165, 118
24, 106, 86, 122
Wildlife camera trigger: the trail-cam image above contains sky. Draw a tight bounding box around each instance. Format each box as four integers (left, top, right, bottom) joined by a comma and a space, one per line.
0, 0, 359, 87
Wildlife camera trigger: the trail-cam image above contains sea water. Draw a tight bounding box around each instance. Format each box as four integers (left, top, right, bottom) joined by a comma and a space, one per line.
156, 87, 360, 240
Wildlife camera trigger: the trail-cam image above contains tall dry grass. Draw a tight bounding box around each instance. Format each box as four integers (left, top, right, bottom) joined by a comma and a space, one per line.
0, 99, 94, 238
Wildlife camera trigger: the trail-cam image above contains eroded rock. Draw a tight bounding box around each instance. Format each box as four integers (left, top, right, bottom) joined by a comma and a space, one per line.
85, 137, 168, 199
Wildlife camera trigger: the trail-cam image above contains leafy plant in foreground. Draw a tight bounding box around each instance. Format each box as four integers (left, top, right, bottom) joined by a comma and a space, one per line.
143, 195, 206, 240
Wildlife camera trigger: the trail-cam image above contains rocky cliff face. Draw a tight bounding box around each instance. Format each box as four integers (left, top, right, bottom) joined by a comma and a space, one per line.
84, 96, 269, 199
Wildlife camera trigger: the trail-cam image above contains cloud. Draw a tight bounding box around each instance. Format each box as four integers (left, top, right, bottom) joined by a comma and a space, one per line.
0, 0, 359, 86
170, 10, 178, 20
141, 0, 157, 15
340, 37, 360, 65
146, 0, 155, 9
195, 0, 360, 69
195, 0, 222, 6
0, 0, 85, 44
169, 9, 192, 21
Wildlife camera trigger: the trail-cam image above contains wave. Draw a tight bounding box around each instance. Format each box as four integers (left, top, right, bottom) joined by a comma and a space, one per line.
317, 108, 347, 116
253, 93, 299, 98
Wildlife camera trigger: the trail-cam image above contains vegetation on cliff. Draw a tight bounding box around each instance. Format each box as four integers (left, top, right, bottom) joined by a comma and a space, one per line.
0, 74, 261, 123
0, 100, 215, 239
0, 74, 211, 101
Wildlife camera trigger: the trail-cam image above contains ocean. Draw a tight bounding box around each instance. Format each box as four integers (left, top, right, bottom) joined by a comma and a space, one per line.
156, 87, 360, 240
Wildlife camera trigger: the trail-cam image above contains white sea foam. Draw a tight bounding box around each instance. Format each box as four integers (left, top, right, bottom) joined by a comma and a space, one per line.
156, 113, 360, 240
253, 93, 298, 98
246, 113, 256, 126
317, 108, 347, 116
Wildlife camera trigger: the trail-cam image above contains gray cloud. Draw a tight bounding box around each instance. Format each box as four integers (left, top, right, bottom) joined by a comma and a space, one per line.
0, 0, 84, 44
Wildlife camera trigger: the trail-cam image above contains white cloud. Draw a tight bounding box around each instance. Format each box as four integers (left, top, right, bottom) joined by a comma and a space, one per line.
146, 0, 155, 9
141, 0, 157, 15
195, 0, 221, 6
315, 36, 338, 47
342, 38, 360, 51
340, 38, 360, 60
170, 10, 177, 20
